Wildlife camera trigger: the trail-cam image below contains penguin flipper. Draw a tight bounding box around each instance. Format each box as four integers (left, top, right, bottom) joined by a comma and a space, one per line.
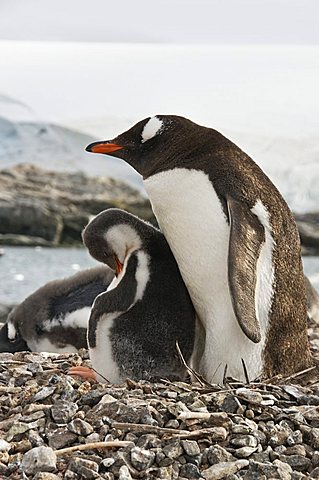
226, 196, 265, 343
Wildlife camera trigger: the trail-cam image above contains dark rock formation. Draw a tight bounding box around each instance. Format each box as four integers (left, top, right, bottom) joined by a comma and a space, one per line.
0, 164, 154, 246
295, 213, 319, 256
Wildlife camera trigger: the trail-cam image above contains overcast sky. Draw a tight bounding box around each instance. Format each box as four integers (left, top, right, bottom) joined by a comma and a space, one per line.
0, 0, 319, 44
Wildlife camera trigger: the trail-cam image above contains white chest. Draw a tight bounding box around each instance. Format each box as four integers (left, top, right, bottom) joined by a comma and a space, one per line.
145, 168, 267, 383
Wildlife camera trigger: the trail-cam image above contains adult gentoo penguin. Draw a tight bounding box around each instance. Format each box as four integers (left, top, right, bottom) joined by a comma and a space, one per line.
70, 208, 195, 383
86, 115, 313, 383
1, 266, 113, 353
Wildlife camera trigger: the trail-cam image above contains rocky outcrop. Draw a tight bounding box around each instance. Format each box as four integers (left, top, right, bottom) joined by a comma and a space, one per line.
295, 213, 319, 256
0, 164, 318, 253
0, 164, 154, 246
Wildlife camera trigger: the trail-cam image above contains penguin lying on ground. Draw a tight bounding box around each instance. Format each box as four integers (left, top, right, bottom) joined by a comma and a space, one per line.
86, 115, 314, 382
69, 208, 196, 383
0, 266, 113, 353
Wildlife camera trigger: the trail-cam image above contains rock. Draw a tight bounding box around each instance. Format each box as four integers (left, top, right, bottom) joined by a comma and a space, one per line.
33, 474, 61, 480
273, 459, 293, 479
163, 440, 184, 460
130, 446, 155, 470
295, 213, 319, 254
206, 445, 234, 465
118, 465, 133, 480
279, 454, 312, 472
234, 446, 257, 458
310, 467, 319, 479
51, 401, 78, 424
179, 462, 202, 478
0, 164, 154, 246
67, 418, 94, 436
0, 439, 10, 452
48, 429, 78, 450
202, 459, 249, 479
181, 440, 201, 457
231, 434, 258, 448
235, 388, 263, 405
68, 457, 99, 479
20, 446, 56, 475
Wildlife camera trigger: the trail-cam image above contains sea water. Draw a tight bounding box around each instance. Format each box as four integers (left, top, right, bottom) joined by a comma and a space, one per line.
0, 246, 318, 305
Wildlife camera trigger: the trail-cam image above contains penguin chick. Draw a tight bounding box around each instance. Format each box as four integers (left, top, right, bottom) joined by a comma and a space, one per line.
78, 208, 196, 383
86, 115, 313, 382
1, 266, 113, 353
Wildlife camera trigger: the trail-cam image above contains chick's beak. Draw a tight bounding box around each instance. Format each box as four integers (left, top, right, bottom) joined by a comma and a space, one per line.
86, 141, 124, 154
114, 255, 124, 277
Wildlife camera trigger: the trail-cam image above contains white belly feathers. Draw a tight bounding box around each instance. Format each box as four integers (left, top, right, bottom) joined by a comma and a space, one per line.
145, 168, 271, 383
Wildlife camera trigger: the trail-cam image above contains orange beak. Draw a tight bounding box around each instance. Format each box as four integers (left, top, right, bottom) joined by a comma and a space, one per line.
114, 255, 123, 276
86, 142, 124, 154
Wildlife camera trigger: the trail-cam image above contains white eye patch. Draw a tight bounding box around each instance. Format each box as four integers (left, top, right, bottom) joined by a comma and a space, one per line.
7, 321, 17, 340
141, 116, 164, 143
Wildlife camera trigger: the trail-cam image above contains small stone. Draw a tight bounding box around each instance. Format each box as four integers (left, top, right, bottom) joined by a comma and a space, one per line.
285, 445, 307, 456
31, 386, 56, 402
64, 470, 78, 479
118, 465, 132, 480
163, 440, 184, 459
305, 428, 319, 449
181, 440, 201, 457
99, 458, 115, 471
202, 459, 249, 479
232, 425, 251, 435
310, 467, 319, 479
273, 459, 293, 480
207, 445, 234, 465
279, 454, 312, 472
33, 474, 61, 480
130, 446, 155, 470
0, 439, 10, 451
287, 430, 303, 446
51, 401, 78, 424
48, 429, 78, 450
68, 418, 94, 436
234, 446, 257, 458
86, 433, 101, 443
165, 419, 180, 429
231, 435, 258, 448
21, 446, 57, 475
179, 463, 202, 478
312, 451, 319, 467
68, 457, 99, 480
236, 388, 263, 404
221, 395, 240, 413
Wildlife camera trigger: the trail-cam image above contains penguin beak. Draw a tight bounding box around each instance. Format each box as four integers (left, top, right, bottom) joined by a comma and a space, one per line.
114, 255, 123, 277
86, 141, 124, 154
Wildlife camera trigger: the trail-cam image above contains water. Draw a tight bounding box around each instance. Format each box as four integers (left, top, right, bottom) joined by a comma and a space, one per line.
0, 246, 96, 304
0, 246, 318, 305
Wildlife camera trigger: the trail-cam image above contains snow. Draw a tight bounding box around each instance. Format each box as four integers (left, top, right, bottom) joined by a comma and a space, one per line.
0, 42, 318, 212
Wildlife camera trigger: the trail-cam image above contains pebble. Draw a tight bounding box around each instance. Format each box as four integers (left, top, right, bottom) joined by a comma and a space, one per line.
130, 446, 155, 470
20, 446, 56, 475
68, 418, 94, 436
202, 459, 249, 479
1, 348, 319, 478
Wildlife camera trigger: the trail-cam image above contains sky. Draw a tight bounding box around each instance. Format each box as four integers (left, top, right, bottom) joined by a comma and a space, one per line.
0, 0, 319, 44
0, 1, 318, 140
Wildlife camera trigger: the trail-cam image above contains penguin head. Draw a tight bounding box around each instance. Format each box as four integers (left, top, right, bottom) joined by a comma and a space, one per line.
86, 115, 204, 178
82, 208, 143, 276
0, 316, 30, 353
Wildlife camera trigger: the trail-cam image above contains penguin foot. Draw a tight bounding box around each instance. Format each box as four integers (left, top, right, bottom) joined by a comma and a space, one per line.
68, 366, 97, 381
